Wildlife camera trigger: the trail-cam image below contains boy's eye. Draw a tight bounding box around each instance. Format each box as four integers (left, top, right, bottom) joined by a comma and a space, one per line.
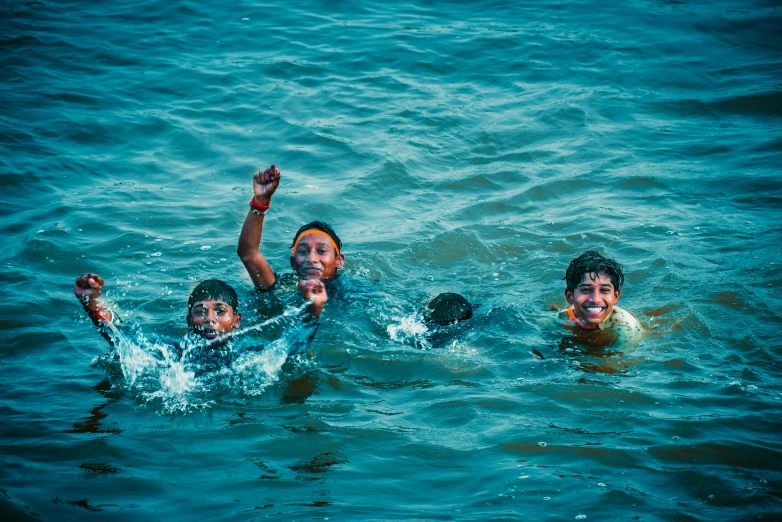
214, 309, 225, 316
318, 249, 327, 255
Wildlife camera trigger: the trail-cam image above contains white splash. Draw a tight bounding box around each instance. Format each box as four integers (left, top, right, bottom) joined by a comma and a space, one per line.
101, 303, 311, 413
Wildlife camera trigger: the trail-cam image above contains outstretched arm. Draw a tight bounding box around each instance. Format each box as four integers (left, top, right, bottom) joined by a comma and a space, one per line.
74, 273, 113, 325
74, 273, 121, 345
237, 165, 280, 290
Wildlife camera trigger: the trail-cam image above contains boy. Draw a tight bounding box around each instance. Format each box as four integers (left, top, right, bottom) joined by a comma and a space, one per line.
74, 272, 327, 363
425, 293, 473, 326
237, 165, 344, 291
562, 251, 640, 337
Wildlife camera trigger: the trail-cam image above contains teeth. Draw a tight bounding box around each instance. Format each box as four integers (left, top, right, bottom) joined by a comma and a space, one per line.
585, 307, 604, 313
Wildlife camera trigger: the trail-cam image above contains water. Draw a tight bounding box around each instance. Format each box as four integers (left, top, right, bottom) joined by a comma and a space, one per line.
2, 0, 781, 519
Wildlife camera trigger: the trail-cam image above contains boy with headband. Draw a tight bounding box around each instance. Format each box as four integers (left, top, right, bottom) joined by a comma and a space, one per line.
237, 165, 344, 298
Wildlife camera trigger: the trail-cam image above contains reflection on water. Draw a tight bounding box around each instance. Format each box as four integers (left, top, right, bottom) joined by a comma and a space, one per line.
63, 380, 122, 435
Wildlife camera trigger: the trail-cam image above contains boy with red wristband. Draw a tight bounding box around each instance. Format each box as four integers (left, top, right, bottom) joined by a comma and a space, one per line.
237, 165, 344, 298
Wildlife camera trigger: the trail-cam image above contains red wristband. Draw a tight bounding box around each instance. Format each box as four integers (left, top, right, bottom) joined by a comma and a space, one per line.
250, 198, 270, 215
88, 305, 112, 323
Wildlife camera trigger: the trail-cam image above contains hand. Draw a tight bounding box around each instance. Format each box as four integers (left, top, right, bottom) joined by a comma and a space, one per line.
74, 273, 104, 301
253, 165, 280, 204
298, 279, 328, 318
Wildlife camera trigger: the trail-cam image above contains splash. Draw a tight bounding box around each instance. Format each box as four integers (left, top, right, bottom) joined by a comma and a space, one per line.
100, 303, 311, 414
387, 311, 431, 349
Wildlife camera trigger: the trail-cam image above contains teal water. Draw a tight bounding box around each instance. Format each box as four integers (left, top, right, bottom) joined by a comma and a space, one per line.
2, 0, 781, 520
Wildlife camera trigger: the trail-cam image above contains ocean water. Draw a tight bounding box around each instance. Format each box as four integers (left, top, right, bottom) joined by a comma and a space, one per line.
1, 0, 781, 520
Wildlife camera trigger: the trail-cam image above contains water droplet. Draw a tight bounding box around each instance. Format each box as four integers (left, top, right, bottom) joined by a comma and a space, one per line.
543, 496, 551, 501
666, 230, 674, 235
200, 245, 211, 251
493, 273, 499, 277
151, 252, 162, 257
694, 227, 700, 230
538, 442, 547, 447
519, 475, 529, 479
576, 515, 587, 520
672, 436, 680, 441
597, 483, 606, 487
708, 494, 714, 499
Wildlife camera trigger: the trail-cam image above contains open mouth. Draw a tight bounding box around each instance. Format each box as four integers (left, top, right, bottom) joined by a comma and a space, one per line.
584, 306, 605, 314
201, 328, 219, 340
301, 267, 322, 278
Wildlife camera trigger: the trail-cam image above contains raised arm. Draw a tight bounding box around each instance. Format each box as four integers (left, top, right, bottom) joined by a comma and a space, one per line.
237, 165, 280, 290
74, 273, 113, 325
74, 272, 121, 346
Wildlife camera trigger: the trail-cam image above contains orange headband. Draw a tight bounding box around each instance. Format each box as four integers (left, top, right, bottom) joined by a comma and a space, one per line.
292, 230, 341, 257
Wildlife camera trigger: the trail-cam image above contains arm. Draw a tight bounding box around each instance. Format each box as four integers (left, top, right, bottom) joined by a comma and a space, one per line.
298, 279, 327, 318
237, 165, 280, 290
74, 273, 116, 344
74, 273, 113, 325
281, 280, 329, 357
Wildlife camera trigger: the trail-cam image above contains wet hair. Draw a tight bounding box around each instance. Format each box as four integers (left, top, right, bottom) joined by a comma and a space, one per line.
563, 251, 625, 292
290, 221, 343, 254
187, 279, 239, 313
426, 293, 473, 325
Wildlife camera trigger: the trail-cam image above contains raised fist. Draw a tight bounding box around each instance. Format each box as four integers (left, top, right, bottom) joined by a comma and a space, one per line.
74, 273, 104, 301
253, 165, 280, 203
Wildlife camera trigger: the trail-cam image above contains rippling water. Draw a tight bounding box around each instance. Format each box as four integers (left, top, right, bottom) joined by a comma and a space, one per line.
2, 0, 781, 520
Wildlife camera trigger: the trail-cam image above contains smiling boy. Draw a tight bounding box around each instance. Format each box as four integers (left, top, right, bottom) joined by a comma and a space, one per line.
562, 251, 640, 336
237, 165, 344, 291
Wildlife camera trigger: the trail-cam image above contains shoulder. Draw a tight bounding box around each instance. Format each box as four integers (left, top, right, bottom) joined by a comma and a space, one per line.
601, 306, 640, 332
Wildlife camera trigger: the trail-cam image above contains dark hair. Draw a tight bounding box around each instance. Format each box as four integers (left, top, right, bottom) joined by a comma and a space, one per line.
426, 293, 472, 325
187, 279, 239, 313
290, 221, 343, 253
563, 251, 625, 292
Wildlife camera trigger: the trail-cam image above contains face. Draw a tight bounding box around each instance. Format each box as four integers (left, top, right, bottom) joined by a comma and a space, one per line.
565, 271, 620, 325
187, 299, 241, 340
290, 234, 344, 281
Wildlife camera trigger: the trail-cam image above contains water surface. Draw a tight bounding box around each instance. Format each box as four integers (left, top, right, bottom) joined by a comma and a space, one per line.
1, 0, 781, 520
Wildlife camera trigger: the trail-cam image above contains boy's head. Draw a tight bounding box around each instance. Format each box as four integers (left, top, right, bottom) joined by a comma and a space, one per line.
563, 251, 624, 325
426, 293, 472, 326
290, 221, 344, 282
186, 279, 241, 340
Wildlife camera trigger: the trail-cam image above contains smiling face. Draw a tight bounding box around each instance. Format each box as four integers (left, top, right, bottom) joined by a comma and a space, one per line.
290, 233, 344, 281
565, 271, 620, 325
187, 299, 241, 340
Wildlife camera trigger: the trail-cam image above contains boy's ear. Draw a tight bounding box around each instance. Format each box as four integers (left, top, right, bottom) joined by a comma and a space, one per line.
614, 289, 621, 300
233, 312, 242, 329
290, 256, 297, 270
336, 253, 345, 269
186, 313, 193, 329
564, 289, 574, 304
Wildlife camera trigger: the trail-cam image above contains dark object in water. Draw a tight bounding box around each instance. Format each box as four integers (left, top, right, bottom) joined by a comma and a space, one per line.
426, 293, 472, 325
